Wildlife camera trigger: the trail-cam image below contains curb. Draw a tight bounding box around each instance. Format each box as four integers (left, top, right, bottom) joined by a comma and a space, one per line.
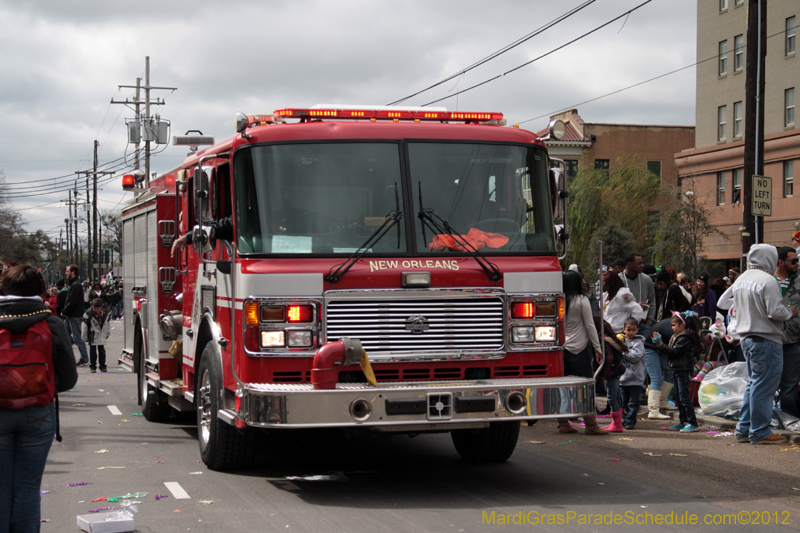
670, 410, 800, 444
597, 397, 800, 444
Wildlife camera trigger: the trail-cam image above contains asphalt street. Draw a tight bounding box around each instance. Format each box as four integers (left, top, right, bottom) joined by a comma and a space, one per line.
39, 323, 800, 532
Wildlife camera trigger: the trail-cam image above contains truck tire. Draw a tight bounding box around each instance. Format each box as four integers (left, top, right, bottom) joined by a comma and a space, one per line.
196, 342, 256, 471
451, 421, 521, 463
140, 347, 172, 422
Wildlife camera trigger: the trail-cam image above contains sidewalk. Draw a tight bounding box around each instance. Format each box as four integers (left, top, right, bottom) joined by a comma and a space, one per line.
597, 396, 800, 444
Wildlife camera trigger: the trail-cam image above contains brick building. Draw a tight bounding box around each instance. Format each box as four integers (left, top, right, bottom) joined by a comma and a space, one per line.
675, 1, 799, 265
538, 109, 694, 187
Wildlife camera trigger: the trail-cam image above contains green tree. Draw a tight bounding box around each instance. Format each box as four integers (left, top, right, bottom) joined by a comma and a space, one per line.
565, 153, 670, 282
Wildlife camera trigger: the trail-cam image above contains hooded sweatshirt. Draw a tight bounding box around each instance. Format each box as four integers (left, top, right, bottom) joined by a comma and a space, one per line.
0, 295, 78, 393
732, 244, 793, 345
620, 334, 646, 386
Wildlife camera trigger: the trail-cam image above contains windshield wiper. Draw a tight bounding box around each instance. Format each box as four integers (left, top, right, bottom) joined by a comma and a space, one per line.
325, 209, 403, 284
416, 188, 502, 282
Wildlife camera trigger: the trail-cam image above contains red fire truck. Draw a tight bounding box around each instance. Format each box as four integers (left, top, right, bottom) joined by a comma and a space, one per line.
119, 105, 591, 471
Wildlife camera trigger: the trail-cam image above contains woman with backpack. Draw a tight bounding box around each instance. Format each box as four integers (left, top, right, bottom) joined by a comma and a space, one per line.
0, 265, 77, 532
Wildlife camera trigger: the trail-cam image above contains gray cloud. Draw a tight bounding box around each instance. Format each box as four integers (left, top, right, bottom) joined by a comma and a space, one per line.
0, 0, 696, 238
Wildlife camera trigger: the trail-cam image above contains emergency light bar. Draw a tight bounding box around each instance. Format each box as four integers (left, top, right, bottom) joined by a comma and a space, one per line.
272, 107, 503, 123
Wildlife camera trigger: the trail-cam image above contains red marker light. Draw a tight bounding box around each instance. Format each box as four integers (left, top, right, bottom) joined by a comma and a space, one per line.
287, 305, 313, 322
511, 301, 535, 319
165, 175, 175, 187
122, 174, 135, 189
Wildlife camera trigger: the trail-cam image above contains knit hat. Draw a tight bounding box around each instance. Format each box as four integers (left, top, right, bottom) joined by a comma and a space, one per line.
698, 272, 710, 285
655, 270, 671, 283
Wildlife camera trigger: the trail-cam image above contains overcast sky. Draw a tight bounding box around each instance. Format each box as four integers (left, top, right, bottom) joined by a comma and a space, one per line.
0, 0, 696, 241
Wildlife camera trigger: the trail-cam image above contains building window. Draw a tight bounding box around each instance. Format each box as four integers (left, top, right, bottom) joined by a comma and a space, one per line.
719, 40, 728, 75
594, 159, 609, 172
734, 0, 743, 5
718, 105, 727, 141
564, 159, 578, 178
788, 17, 796, 56
717, 172, 726, 206
786, 161, 795, 198
720, 0, 728, 11
734, 101, 743, 138
734, 34, 744, 71
732, 168, 742, 204
786, 88, 795, 127
646, 160, 661, 178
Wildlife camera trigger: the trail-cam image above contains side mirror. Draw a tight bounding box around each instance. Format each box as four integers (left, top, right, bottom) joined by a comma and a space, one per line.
550, 164, 569, 261
194, 167, 209, 226
191, 225, 208, 254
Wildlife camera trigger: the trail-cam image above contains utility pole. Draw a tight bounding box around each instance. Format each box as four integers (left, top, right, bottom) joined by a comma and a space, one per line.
742, 0, 767, 262
76, 167, 113, 281
111, 57, 176, 186
73, 182, 79, 265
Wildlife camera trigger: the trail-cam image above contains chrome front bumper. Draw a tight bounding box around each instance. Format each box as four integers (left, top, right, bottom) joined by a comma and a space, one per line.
233, 376, 594, 429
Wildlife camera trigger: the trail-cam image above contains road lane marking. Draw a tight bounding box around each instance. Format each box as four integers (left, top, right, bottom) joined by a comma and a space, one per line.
107, 405, 122, 416
164, 482, 191, 499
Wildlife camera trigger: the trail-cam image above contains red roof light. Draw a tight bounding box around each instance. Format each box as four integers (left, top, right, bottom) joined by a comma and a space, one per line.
272, 107, 503, 124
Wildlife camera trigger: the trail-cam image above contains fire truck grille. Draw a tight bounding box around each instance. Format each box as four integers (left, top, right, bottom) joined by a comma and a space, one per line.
325, 297, 505, 355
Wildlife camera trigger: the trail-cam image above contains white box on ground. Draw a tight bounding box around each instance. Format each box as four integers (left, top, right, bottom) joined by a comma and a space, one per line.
77, 512, 134, 532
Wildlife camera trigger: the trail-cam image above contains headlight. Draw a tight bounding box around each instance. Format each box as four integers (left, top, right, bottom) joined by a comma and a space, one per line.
261, 330, 285, 348
534, 326, 557, 342
287, 330, 313, 347
512, 326, 535, 343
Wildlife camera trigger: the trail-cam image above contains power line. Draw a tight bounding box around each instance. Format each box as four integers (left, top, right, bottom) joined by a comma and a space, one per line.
2, 170, 129, 199
421, 0, 654, 107
1, 152, 139, 188
386, 0, 597, 106
512, 25, 794, 126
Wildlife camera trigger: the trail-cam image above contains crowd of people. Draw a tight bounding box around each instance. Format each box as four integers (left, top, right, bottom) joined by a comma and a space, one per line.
563, 246, 799, 445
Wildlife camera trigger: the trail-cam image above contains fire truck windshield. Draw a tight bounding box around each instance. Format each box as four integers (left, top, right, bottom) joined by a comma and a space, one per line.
411, 142, 554, 254
233, 141, 554, 255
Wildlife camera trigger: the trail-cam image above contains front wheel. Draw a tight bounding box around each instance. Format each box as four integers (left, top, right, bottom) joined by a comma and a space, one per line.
196, 342, 256, 471
451, 421, 521, 462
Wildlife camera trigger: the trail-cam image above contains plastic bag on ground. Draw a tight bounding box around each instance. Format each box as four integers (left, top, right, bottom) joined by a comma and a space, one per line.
698, 361, 748, 418
773, 407, 800, 432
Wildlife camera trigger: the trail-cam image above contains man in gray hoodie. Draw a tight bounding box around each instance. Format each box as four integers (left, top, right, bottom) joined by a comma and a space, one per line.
733, 244, 797, 445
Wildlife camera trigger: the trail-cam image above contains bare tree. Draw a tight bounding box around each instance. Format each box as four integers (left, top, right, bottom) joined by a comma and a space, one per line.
652, 176, 726, 277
